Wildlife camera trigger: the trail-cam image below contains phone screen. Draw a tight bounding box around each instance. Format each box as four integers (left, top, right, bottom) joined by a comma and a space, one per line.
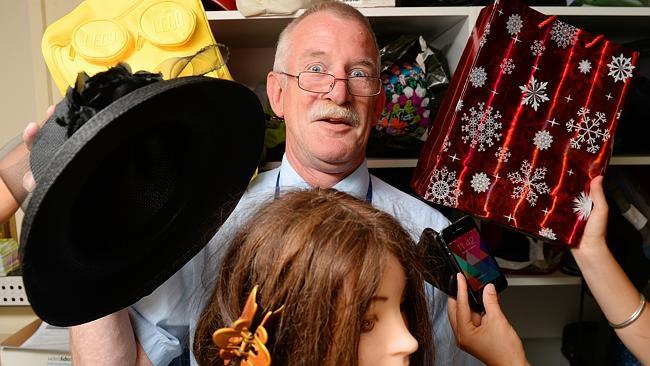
447, 228, 501, 293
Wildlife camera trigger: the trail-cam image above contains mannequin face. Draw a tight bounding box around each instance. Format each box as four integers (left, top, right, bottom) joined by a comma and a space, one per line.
358, 254, 419, 366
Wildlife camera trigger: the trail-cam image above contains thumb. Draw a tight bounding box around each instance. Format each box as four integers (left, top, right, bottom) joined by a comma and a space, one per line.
589, 176, 608, 215
481, 284, 505, 319
582, 176, 608, 240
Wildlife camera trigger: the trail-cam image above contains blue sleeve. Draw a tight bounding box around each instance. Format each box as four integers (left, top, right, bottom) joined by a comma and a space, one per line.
129, 307, 183, 366
129, 254, 199, 366
426, 283, 484, 366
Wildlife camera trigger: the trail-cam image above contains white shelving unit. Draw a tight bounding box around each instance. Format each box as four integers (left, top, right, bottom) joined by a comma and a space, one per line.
2, 2, 647, 361
507, 270, 581, 287
263, 155, 650, 170
0, 276, 29, 306
210, 7, 649, 365
214, 6, 650, 171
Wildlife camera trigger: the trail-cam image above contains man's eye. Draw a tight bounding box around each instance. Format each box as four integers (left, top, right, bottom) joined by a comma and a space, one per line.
361, 318, 375, 333
308, 65, 324, 72
350, 70, 367, 77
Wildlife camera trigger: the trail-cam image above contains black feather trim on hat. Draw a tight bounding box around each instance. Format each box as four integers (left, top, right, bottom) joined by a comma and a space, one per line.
55, 64, 163, 137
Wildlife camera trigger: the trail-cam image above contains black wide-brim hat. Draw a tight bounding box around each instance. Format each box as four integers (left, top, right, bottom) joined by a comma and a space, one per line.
19, 74, 265, 326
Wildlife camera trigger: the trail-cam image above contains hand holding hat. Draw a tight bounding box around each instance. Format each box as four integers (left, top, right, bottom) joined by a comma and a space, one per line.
13, 65, 265, 326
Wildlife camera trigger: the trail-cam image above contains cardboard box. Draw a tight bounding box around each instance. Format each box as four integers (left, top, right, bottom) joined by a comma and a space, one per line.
0, 320, 71, 366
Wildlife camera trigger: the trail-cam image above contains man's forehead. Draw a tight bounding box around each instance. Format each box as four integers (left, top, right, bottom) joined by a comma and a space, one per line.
290, 12, 374, 47
288, 14, 378, 69
296, 49, 375, 66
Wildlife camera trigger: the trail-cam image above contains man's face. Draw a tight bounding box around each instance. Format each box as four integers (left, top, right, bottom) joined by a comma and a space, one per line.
268, 13, 382, 174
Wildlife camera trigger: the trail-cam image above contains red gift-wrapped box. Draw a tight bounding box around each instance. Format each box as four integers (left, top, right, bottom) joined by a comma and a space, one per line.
411, 0, 639, 246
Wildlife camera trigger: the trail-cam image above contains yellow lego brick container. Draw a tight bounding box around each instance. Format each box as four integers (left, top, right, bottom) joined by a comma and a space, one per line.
42, 0, 232, 95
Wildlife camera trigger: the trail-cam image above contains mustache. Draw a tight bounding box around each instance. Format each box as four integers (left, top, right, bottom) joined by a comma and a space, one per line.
309, 104, 360, 126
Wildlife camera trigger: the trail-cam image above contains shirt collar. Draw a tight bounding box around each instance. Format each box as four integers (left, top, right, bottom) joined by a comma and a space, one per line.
279, 155, 370, 201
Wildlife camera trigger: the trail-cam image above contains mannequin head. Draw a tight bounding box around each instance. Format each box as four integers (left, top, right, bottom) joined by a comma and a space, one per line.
194, 189, 433, 365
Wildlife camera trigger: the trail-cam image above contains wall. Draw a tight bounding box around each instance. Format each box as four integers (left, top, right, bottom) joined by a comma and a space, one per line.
0, 0, 81, 340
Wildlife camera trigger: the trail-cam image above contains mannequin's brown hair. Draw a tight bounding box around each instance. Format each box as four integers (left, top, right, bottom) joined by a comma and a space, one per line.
194, 188, 433, 365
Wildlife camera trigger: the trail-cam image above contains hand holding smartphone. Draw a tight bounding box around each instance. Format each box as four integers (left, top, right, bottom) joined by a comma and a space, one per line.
419, 216, 508, 312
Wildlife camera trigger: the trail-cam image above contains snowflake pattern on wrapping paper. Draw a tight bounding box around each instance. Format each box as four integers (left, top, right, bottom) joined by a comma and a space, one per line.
507, 160, 550, 207
533, 130, 553, 151
500, 58, 515, 75
538, 227, 557, 241
442, 136, 451, 152
469, 67, 488, 88
530, 40, 545, 57
607, 53, 635, 83
506, 14, 523, 35
572, 191, 593, 221
578, 59, 592, 74
471, 172, 491, 193
461, 102, 503, 152
566, 107, 610, 154
495, 146, 511, 162
480, 24, 491, 48
519, 76, 550, 111
550, 20, 578, 49
456, 99, 464, 112
424, 166, 462, 207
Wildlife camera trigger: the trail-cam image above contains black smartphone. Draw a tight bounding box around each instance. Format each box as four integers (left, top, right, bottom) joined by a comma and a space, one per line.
438, 216, 508, 312
418, 228, 458, 297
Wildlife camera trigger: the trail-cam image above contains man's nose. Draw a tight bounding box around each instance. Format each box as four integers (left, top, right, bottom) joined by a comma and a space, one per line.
325, 77, 351, 105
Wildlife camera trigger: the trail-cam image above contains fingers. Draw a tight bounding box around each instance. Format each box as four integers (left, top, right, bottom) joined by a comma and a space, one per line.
23, 122, 39, 150
580, 176, 608, 243
20, 106, 52, 193
23, 105, 53, 149
455, 273, 472, 327
481, 284, 504, 319
22, 171, 35, 193
589, 176, 608, 216
470, 308, 482, 327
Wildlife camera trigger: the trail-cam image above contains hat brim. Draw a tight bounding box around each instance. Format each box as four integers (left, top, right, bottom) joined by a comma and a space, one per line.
20, 76, 265, 326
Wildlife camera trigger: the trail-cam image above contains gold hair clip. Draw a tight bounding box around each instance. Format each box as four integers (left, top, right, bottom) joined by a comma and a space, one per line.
212, 286, 283, 366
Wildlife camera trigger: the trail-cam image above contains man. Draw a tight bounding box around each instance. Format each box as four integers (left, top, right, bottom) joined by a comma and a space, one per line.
71, 3, 479, 365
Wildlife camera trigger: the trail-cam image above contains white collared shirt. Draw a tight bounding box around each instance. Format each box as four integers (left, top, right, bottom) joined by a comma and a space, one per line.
130, 155, 481, 366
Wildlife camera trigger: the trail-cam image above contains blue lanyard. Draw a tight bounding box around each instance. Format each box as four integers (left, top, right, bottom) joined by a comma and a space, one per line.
274, 170, 373, 203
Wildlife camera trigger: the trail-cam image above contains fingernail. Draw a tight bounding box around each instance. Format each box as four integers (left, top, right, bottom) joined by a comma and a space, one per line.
485, 284, 496, 294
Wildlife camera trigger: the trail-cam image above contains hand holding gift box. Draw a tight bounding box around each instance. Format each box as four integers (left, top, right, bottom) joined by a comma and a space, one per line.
412, 0, 639, 246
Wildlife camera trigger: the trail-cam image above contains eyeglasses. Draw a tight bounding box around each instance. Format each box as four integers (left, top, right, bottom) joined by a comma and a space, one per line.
280, 71, 382, 97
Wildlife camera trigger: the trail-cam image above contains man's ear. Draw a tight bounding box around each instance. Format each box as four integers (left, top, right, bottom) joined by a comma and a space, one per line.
267, 71, 285, 118
372, 87, 386, 126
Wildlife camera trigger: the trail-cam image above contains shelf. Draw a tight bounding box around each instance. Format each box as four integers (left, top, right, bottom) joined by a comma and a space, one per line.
610, 155, 650, 165
506, 271, 582, 287
208, 7, 469, 48
262, 154, 650, 171
208, 6, 474, 83
208, 6, 650, 48
532, 6, 650, 17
